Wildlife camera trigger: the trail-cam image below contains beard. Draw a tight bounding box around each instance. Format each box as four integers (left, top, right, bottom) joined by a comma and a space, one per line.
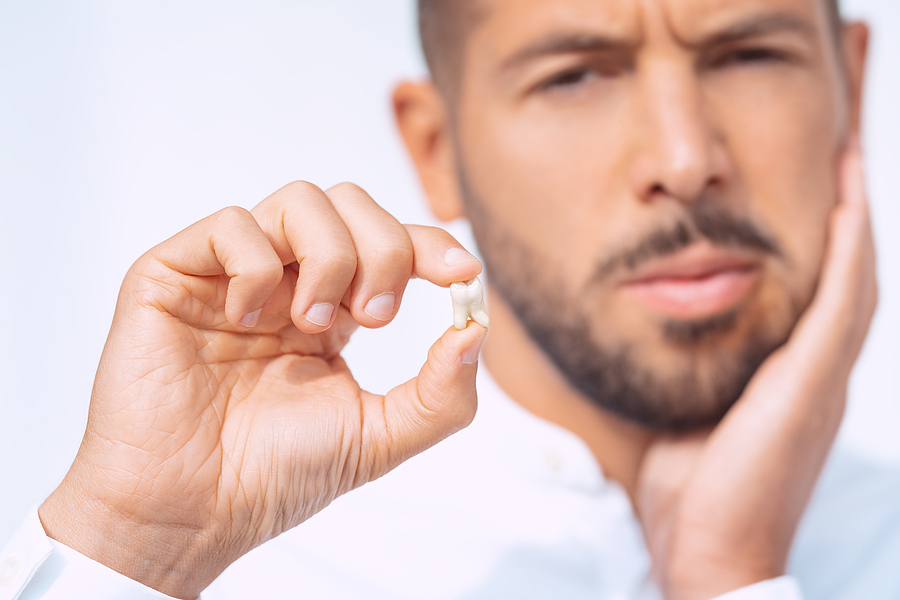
462, 183, 800, 433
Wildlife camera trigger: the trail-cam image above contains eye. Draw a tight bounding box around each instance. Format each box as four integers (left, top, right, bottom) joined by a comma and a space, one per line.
541, 67, 597, 91
715, 47, 791, 68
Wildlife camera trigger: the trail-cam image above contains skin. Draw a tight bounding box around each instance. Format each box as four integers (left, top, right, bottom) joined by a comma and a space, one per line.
38, 0, 875, 599
414, 0, 855, 430
395, 0, 873, 595
40, 184, 488, 598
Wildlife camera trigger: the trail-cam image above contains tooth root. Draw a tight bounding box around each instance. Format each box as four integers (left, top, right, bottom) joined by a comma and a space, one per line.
449, 276, 489, 330
471, 311, 490, 329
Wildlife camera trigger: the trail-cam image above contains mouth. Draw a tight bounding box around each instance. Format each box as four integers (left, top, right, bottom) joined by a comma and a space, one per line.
618, 243, 761, 320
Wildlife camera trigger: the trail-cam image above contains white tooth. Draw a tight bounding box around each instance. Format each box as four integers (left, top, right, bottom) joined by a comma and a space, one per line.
449, 276, 490, 330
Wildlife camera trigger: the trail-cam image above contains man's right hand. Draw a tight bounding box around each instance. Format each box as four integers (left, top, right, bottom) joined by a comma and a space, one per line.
38, 181, 487, 599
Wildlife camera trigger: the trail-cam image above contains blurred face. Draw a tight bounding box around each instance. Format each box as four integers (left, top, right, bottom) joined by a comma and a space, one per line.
451, 0, 851, 430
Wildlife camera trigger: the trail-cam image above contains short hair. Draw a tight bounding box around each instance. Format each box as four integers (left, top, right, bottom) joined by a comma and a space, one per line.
418, 0, 843, 93
417, 0, 484, 94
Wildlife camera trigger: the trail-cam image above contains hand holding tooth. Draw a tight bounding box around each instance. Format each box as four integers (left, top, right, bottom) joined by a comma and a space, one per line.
450, 276, 490, 330
37, 181, 487, 600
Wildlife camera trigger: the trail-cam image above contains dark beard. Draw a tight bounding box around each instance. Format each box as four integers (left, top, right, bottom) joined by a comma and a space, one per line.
463, 186, 794, 432
500, 276, 780, 431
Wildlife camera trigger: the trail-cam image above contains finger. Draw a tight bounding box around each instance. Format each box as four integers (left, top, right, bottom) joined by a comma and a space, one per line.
143, 206, 284, 330
252, 181, 358, 333
787, 139, 877, 375
405, 224, 483, 286
839, 135, 867, 208
325, 182, 415, 328
729, 140, 877, 436
368, 323, 487, 474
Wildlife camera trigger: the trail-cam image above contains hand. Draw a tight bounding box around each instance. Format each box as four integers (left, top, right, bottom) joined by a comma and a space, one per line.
38, 181, 487, 599
636, 141, 878, 600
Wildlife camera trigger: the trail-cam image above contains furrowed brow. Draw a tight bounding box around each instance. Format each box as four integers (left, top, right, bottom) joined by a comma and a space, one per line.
499, 32, 633, 73
698, 13, 816, 49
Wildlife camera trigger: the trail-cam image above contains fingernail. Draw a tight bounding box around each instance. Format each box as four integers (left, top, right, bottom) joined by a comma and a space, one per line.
460, 333, 486, 365
364, 292, 395, 322
444, 247, 478, 266
239, 309, 262, 328
305, 303, 334, 327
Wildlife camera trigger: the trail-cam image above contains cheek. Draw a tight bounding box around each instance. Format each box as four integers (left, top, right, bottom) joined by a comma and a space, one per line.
701, 52, 846, 303
457, 100, 630, 290
719, 87, 840, 306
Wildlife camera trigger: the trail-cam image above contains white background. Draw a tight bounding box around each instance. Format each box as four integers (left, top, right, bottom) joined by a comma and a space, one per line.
0, 0, 897, 544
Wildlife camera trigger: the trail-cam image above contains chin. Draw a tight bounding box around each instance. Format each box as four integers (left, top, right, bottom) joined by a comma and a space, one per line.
608, 300, 800, 431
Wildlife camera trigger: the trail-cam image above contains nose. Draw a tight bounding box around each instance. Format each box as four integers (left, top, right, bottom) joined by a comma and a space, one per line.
628, 60, 731, 205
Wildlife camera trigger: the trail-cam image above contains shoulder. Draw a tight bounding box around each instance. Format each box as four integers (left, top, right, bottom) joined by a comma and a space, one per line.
790, 448, 900, 600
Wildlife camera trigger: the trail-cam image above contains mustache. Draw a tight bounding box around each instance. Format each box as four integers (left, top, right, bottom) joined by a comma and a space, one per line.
592, 205, 784, 282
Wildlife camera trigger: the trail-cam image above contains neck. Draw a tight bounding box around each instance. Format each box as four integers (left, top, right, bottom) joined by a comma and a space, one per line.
481, 287, 655, 501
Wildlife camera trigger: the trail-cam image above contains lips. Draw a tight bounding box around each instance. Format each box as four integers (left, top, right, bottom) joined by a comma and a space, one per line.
618, 243, 761, 320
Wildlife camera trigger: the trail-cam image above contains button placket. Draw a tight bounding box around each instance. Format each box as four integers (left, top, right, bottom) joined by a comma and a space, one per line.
543, 447, 563, 475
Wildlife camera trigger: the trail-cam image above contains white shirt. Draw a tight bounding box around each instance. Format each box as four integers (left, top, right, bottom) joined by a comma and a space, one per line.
3, 368, 899, 600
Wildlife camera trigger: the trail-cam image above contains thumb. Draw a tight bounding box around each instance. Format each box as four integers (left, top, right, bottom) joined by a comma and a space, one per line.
376, 323, 487, 471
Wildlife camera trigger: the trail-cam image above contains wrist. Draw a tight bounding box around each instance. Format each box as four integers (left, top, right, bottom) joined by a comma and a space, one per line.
39, 477, 226, 600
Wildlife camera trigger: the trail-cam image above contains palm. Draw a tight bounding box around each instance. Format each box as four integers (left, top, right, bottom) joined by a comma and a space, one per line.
88, 268, 378, 552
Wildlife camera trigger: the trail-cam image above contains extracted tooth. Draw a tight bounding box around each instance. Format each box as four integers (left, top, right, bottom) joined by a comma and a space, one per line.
450, 276, 490, 330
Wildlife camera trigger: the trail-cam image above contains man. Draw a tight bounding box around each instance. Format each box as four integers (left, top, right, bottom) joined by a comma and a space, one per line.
0, 0, 892, 598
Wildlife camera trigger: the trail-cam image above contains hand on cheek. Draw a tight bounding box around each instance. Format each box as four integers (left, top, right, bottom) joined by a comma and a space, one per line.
636, 137, 878, 600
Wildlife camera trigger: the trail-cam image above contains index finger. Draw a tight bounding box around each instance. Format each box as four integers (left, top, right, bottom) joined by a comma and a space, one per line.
404, 224, 483, 287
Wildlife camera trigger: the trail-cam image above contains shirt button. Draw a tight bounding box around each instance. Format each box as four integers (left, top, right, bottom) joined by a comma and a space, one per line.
544, 448, 563, 474
0, 556, 21, 587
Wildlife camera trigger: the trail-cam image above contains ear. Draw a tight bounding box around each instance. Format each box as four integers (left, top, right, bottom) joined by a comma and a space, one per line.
393, 81, 466, 222
840, 21, 869, 138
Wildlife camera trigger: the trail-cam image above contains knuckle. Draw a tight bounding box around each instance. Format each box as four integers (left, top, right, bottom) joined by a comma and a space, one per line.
329, 181, 367, 197
247, 260, 284, 289
304, 250, 358, 280
215, 205, 254, 227
281, 180, 325, 201
376, 239, 414, 272
324, 252, 359, 275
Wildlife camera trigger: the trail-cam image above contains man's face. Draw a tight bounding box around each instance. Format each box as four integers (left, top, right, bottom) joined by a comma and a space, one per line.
450, 0, 851, 430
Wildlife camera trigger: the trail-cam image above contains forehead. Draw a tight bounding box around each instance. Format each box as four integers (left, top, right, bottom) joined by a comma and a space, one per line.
467, 0, 829, 55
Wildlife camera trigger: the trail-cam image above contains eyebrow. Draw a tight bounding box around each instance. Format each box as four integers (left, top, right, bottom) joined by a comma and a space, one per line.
498, 12, 816, 74
697, 13, 817, 49
499, 33, 633, 74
